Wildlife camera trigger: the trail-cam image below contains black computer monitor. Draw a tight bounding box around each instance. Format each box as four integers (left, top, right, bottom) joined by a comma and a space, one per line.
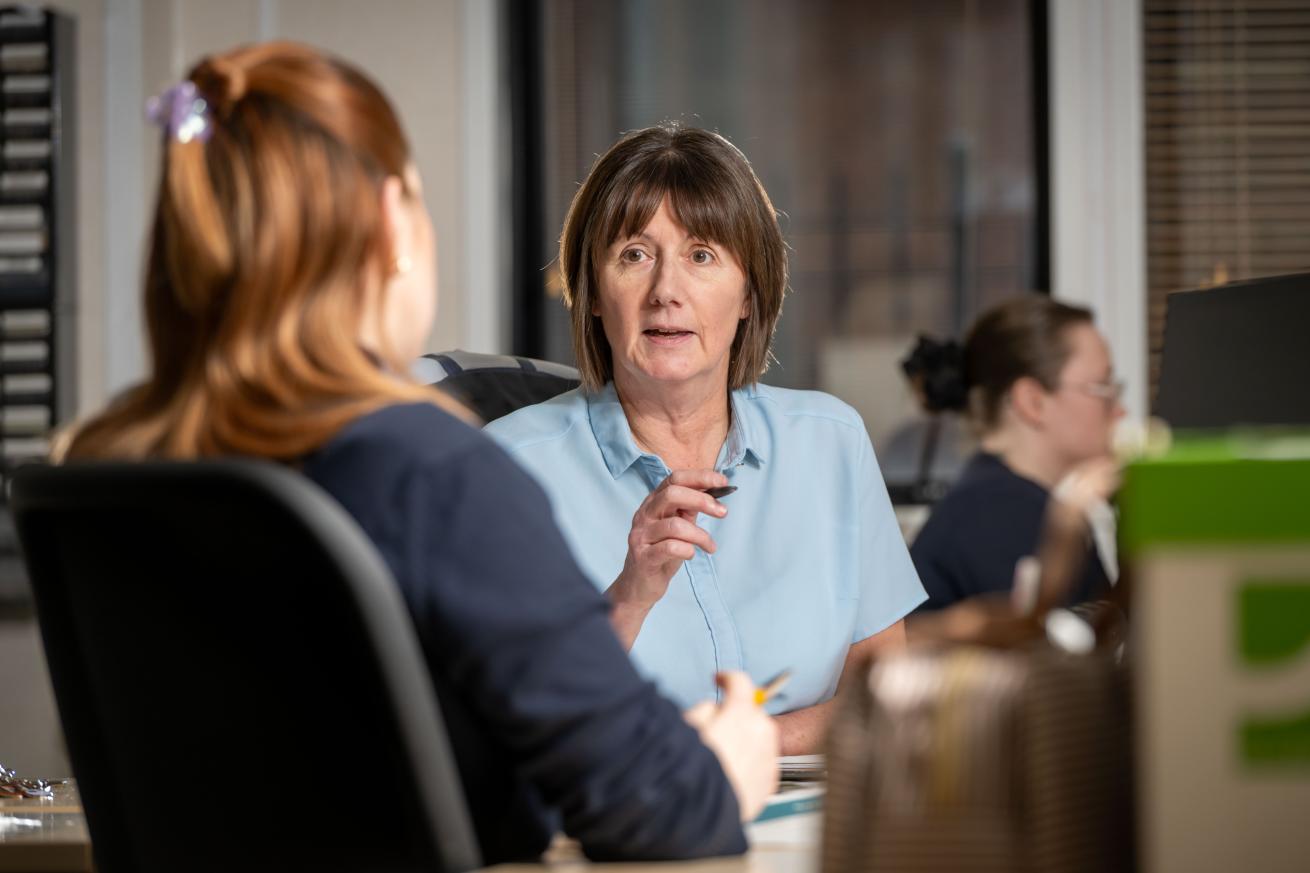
1155, 272, 1310, 429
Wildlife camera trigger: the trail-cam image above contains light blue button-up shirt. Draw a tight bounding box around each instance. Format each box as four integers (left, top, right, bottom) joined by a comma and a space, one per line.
485, 382, 926, 712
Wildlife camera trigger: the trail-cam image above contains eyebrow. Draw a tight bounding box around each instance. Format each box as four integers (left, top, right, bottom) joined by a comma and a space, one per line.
611, 232, 652, 247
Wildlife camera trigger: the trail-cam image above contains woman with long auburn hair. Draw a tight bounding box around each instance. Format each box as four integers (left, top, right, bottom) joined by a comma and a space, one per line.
65, 42, 777, 861
67, 42, 445, 460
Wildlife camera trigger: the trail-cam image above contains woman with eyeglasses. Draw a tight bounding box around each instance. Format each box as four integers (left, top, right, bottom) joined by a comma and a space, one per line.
908, 296, 1125, 612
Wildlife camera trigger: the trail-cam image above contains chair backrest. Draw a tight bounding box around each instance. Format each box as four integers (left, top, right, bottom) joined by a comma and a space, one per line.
414, 350, 580, 422
11, 460, 482, 873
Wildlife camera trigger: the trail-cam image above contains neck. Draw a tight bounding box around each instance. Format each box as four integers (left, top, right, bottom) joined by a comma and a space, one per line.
979, 425, 1070, 491
613, 369, 732, 471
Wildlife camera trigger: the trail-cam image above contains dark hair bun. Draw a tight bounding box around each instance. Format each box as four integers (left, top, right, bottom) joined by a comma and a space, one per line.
901, 335, 968, 413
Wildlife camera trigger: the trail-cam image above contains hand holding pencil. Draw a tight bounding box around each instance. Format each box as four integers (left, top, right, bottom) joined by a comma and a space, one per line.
684, 670, 781, 822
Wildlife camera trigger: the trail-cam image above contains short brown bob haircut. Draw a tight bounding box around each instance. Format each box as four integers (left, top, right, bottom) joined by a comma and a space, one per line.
559, 123, 788, 392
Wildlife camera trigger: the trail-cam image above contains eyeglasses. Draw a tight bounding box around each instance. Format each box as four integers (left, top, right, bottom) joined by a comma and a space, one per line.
1063, 379, 1125, 404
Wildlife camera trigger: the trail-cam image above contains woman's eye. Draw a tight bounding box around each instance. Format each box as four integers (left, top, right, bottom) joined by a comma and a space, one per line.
620, 248, 648, 264
691, 249, 715, 265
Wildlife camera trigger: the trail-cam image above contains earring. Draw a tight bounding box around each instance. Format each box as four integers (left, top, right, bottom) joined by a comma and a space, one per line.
392, 254, 413, 277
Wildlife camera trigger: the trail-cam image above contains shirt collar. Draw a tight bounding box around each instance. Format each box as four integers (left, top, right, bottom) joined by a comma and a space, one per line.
585, 382, 767, 480
586, 383, 644, 479
721, 386, 767, 469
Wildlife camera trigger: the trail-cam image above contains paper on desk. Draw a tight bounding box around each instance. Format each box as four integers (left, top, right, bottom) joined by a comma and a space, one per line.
747, 758, 826, 847
748, 794, 822, 849
758, 785, 823, 818
779, 754, 825, 780
748, 813, 820, 848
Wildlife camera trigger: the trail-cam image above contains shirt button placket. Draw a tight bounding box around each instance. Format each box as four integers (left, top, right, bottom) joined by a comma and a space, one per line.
643, 458, 742, 700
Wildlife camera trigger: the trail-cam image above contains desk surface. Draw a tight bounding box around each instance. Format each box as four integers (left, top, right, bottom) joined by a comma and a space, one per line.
0, 782, 819, 873
489, 820, 818, 873
0, 782, 91, 873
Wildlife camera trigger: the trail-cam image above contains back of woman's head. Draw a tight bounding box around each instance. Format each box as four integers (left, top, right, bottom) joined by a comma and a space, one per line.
907, 296, 1093, 431
962, 296, 1093, 430
68, 42, 442, 461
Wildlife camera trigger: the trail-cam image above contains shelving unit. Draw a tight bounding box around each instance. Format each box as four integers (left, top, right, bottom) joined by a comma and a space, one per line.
0, 5, 75, 609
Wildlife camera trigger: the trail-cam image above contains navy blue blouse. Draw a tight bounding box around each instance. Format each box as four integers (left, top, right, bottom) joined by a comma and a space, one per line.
301, 402, 745, 863
909, 452, 1110, 612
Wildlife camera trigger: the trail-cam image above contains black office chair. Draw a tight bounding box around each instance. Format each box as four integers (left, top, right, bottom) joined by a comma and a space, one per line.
10, 460, 482, 873
414, 350, 580, 422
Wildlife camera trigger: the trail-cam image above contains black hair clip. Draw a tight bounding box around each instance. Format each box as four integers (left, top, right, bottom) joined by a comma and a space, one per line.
901, 335, 968, 413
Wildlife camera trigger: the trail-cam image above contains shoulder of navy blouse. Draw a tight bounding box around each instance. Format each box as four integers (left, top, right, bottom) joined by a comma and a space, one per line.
910, 452, 1110, 612
300, 401, 746, 863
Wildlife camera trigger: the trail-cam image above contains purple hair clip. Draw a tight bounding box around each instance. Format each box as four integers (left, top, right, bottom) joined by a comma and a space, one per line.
145, 80, 212, 144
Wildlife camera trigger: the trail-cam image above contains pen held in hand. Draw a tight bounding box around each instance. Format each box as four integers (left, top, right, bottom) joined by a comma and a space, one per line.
704, 485, 737, 499
754, 669, 791, 706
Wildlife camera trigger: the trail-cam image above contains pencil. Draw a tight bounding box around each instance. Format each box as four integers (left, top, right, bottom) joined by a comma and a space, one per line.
754, 669, 792, 706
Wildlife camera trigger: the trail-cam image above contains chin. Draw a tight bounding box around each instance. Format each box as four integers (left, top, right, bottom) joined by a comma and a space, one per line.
1072, 445, 1112, 465
631, 360, 696, 384
641, 373, 694, 390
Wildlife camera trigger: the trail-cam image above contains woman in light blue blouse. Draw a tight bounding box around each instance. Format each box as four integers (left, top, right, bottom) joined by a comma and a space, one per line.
486, 124, 926, 753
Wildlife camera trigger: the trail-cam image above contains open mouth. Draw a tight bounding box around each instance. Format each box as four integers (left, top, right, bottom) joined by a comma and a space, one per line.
644, 328, 692, 339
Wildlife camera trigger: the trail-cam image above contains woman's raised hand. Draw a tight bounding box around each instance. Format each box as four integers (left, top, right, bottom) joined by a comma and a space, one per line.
1053, 455, 1121, 515
605, 469, 728, 649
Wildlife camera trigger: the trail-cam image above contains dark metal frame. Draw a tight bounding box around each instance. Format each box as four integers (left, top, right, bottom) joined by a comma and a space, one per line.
1030, 0, 1051, 295
505, 0, 547, 359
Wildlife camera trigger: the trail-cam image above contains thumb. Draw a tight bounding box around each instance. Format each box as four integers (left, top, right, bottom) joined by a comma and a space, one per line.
684, 701, 716, 730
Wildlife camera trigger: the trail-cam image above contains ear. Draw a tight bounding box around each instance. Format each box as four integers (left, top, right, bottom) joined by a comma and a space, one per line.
740, 292, 751, 320
379, 175, 411, 267
1008, 376, 1049, 428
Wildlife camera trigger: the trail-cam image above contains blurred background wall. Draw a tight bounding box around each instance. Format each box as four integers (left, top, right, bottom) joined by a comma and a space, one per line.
59, 0, 483, 413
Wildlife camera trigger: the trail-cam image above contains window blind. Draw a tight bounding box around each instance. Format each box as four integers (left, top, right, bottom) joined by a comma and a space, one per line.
1143, 0, 1310, 403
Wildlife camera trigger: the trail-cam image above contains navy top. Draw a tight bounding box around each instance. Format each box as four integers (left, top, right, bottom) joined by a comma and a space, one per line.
909, 452, 1110, 611
301, 402, 745, 863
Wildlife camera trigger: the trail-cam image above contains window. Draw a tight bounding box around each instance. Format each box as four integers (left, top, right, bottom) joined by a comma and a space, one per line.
1144, 0, 1310, 404
519, 0, 1045, 475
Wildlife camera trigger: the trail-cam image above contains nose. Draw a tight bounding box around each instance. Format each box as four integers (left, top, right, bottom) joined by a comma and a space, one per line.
648, 259, 685, 307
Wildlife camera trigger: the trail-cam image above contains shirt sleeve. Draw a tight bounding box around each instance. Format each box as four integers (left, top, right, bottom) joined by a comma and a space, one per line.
852, 426, 928, 642
403, 441, 747, 861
